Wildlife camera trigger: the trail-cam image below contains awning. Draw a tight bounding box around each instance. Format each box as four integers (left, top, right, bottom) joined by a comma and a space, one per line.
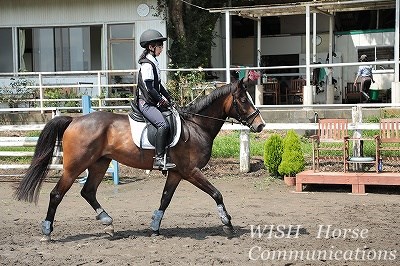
209, 0, 396, 18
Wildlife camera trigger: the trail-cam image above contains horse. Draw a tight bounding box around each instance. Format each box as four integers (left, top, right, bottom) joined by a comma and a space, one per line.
14, 78, 265, 241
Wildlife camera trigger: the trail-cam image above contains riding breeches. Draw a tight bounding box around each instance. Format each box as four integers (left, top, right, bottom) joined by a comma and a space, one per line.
360, 76, 372, 95
138, 99, 169, 130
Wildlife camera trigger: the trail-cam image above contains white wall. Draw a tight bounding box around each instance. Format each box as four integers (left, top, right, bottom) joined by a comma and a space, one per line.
0, 0, 159, 27
0, 0, 167, 81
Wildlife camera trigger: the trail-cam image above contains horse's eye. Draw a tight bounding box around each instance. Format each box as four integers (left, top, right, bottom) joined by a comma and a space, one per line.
240, 97, 247, 103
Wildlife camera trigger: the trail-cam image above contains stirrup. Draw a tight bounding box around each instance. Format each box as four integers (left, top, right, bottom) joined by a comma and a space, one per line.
153, 155, 176, 170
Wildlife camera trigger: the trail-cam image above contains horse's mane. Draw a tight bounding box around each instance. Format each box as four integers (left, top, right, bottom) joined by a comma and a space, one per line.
180, 82, 236, 119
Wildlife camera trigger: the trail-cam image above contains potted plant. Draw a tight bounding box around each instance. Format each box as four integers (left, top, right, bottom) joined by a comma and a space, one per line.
278, 130, 305, 186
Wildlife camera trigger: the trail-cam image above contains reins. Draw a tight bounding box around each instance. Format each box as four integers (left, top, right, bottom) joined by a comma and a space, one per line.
178, 110, 241, 125
176, 79, 260, 129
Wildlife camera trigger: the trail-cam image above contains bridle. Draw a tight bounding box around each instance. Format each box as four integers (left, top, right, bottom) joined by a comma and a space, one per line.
231, 93, 260, 131
179, 81, 261, 131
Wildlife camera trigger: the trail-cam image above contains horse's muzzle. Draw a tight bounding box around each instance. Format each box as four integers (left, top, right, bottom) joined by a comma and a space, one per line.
249, 122, 265, 133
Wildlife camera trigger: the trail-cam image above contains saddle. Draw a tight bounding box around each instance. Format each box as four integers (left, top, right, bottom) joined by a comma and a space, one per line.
128, 101, 181, 149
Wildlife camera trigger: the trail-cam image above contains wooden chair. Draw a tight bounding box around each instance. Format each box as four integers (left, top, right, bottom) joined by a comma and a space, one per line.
375, 118, 400, 173
311, 119, 350, 172
263, 82, 280, 104
287, 79, 305, 104
345, 82, 361, 103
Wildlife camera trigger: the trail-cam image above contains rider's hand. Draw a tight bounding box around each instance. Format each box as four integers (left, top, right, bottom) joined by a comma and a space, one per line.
169, 100, 176, 108
157, 98, 169, 107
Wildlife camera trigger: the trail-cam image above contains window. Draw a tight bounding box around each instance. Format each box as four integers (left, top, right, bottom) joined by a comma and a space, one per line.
358, 46, 394, 69
108, 24, 135, 91
0, 28, 13, 73
20, 26, 102, 72
108, 24, 135, 70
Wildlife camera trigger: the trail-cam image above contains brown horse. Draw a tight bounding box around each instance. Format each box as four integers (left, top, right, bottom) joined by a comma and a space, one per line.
14, 79, 265, 241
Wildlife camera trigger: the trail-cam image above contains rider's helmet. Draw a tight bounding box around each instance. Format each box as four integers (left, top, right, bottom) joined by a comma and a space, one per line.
140, 29, 167, 48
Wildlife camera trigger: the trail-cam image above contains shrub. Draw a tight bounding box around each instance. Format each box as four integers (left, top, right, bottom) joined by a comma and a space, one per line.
44, 88, 81, 108
263, 133, 283, 177
0, 78, 35, 108
278, 130, 305, 177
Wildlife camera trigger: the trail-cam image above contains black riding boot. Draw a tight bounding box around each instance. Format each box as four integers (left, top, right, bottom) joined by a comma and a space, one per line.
153, 127, 176, 170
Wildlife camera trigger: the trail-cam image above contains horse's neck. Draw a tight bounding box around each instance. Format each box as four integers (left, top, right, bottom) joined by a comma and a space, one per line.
195, 98, 229, 139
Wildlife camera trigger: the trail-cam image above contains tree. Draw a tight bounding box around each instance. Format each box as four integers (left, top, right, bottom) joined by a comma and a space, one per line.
156, 0, 227, 69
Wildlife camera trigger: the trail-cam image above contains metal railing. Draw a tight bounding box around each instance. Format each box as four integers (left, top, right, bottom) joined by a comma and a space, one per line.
0, 61, 397, 113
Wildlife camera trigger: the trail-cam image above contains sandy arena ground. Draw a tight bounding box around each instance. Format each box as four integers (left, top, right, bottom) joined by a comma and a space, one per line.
1, 158, 400, 266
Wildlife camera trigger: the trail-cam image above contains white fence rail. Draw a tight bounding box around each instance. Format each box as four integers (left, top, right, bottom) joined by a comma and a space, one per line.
0, 102, 389, 178
0, 136, 63, 171
0, 61, 396, 113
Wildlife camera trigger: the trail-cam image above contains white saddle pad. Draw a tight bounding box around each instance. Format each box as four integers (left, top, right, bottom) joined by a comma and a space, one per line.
128, 108, 181, 149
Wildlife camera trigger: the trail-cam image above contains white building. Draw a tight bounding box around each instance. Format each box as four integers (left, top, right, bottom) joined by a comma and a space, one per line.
210, 1, 397, 104
0, 0, 166, 95
0, 0, 398, 105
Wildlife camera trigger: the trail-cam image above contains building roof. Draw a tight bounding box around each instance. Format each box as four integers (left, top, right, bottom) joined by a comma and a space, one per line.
209, 0, 396, 18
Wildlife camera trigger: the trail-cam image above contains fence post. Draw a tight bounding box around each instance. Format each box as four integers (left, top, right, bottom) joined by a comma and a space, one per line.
240, 129, 250, 173
39, 73, 44, 114
80, 95, 119, 185
82, 95, 92, 114
352, 106, 363, 171
97, 72, 102, 108
255, 84, 263, 105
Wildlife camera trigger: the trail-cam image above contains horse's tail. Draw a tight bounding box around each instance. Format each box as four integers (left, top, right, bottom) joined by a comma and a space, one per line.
14, 116, 74, 203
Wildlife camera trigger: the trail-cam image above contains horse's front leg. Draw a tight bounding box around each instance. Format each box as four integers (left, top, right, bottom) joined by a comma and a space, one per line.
151, 171, 181, 236
186, 167, 234, 235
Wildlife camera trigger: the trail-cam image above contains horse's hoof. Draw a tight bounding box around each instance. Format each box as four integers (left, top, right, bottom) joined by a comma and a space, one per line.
104, 224, 114, 237
40, 235, 51, 242
223, 225, 235, 236
151, 230, 160, 237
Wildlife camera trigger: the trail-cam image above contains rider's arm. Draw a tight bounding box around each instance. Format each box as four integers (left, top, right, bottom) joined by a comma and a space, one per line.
144, 80, 163, 102
159, 84, 172, 102
141, 63, 163, 102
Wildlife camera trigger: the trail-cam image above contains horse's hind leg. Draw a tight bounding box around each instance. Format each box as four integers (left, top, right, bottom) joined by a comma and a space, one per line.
42, 170, 81, 241
80, 157, 114, 236
186, 167, 234, 235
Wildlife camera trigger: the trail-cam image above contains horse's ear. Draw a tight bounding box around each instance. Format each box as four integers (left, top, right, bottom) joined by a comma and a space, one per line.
239, 78, 244, 89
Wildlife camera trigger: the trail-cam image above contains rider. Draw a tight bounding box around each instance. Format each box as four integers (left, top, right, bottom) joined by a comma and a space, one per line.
136, 29, 176, 170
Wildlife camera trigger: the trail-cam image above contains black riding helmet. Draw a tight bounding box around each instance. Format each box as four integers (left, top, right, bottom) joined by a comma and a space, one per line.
140, 29, 167, 48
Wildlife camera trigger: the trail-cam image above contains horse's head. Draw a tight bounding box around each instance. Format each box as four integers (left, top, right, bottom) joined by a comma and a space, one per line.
228, 80, 265, 133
